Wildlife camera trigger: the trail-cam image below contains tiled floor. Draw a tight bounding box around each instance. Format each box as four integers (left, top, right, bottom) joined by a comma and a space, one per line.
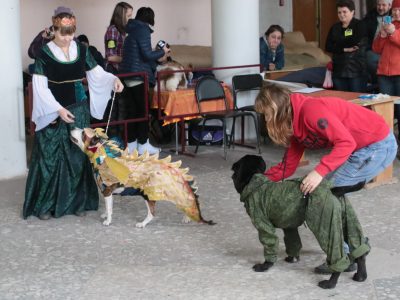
1, 141, 399, 299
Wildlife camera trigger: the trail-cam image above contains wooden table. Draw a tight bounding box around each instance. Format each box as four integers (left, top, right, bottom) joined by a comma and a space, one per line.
302, 90, 396, 188
264, 68, 303, 80
152, 86, 233, 125
151, 86, 234, 154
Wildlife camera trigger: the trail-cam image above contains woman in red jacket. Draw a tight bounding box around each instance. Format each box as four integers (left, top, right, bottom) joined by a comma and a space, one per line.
372, 0, 400, 150
254, 84, 397, 194
255, 83, 397, 275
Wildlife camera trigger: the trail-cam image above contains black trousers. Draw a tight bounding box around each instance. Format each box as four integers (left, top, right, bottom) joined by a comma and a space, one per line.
124, 83, 150, 144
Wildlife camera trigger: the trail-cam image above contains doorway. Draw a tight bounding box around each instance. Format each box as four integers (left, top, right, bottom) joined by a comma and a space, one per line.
293, 0, 338, 50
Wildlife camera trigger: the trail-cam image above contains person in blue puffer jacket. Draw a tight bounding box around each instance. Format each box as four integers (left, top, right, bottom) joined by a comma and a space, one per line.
120, 7, 170, 155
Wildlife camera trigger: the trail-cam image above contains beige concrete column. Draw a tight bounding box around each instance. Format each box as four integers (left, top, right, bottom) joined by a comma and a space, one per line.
211, 0, 260, 83
211, 0, 260, 140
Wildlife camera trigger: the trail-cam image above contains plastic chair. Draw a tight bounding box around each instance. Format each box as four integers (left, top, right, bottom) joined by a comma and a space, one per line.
230, 74, 263, 153
194, 76, 230, 159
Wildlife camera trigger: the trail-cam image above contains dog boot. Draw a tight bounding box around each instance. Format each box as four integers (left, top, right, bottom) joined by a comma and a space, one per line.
127, 140, 137, 154
314, 261, 356, 274
138, 139, 161, 155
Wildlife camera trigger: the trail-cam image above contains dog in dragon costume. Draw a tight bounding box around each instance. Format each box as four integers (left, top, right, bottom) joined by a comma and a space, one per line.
70, 127, 214, 227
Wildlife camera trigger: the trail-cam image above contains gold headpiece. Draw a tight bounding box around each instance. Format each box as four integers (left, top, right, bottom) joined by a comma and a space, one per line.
53, 16, 76, 28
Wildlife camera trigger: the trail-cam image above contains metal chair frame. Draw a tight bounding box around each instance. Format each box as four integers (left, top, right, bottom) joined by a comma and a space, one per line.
230, 73, 263, 153
194, 76, 230, 159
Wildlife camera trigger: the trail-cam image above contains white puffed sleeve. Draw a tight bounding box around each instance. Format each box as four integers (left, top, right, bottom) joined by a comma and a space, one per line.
31, 74, 62, 131
86, 65, 117, 119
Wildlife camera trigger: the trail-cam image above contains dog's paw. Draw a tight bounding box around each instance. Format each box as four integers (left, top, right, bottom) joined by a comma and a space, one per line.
318, 272, 340, 289
103, 219, 112, 226
352, 271, 367, 282
100, 213, 107, 219
252, 261, 273, 272
285, 256, 300, 263
318, 279, 337, 289
181, 215, 191, 224
135, 222, 147, 228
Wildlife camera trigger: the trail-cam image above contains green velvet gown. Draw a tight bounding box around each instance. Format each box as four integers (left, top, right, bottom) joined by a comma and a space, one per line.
23, 43, 99, 219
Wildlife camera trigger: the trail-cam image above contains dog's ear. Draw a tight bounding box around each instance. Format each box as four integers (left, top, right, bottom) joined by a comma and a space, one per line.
231, 155, 266, 194
84, 128, 95, 139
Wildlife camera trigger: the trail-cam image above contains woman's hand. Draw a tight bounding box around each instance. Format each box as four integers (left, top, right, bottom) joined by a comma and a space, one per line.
58, 108, 75, 123
344, 46, 359, 52
268, 63, 276, 71
113, 78, 124, 93
380, 26, 388, 38
300, 170, 323, 194
383, 23, 396, 35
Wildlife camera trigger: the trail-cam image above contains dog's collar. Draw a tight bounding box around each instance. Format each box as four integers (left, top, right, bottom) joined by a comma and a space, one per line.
87, 145, 98, 153
88, 140, 107, 154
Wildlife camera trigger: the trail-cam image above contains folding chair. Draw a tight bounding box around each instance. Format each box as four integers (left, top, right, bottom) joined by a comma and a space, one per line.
194, 76, 230, 159
230, 73, 263, 153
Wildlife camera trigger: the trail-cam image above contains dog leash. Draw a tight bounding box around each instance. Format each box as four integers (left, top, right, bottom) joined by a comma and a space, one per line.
105, 90, 116, 136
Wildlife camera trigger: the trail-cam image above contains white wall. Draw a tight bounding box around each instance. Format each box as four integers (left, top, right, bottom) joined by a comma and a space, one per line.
20, 0, 294, 71
212, 0, 260, 80
1, 0, 27, 179
259, 0, 293, 36
20, 0, 212, 70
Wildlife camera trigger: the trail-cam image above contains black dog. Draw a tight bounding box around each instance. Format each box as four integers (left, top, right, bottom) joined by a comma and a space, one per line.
231, 155, 370, 289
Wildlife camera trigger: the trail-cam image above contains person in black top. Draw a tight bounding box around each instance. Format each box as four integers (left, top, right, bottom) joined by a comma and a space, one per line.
363, 0, 392, 83
325, 0, 368, 92
120, 7, 169, 155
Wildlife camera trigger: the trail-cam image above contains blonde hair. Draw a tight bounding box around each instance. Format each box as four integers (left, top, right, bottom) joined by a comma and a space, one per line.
254, 84, 293, 146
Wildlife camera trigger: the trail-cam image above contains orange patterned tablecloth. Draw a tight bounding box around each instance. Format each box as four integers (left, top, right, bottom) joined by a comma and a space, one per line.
152, 86, 234, 125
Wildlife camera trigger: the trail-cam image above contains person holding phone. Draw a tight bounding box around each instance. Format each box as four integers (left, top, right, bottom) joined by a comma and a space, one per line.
363, 0, 393, 84
120, 7, 169, 154
372, 0, 400, 157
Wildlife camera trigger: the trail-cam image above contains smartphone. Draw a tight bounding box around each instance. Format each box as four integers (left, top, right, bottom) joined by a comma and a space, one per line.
45, 26, 54, 39
383, 16, 392, 24
157, 40, 166, 49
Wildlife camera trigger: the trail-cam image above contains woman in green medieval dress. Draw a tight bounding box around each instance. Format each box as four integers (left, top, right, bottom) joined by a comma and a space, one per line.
23, 9, 124, 220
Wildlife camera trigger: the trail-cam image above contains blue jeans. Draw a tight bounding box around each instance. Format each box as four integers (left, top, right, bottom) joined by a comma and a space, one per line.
326, 132, 398, 187
333, 76, 367, 93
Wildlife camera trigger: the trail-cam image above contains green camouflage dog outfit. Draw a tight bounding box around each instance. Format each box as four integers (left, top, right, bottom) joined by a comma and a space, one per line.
241, 174, 370, 272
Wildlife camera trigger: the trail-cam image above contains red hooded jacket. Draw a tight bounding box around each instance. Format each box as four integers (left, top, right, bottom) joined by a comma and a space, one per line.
265, 93, 390, 181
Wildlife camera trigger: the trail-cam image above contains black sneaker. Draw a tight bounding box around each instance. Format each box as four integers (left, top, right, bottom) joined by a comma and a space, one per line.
314, 262, 357, 274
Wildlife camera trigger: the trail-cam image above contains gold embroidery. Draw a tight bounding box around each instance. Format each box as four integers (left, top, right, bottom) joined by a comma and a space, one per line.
48, 78, 85, 84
